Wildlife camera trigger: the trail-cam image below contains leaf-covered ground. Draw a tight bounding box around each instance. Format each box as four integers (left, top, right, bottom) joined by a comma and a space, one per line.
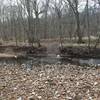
0, 64, 100, 100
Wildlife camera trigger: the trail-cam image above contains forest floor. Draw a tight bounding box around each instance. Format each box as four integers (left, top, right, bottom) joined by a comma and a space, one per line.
0, 64, 100, 100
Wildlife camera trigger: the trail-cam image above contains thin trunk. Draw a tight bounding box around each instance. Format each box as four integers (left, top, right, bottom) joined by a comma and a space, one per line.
75, 10, 83, 43
26, 0, 33, 45
58, 17, 63, 48
44, 12, 48, 39
86, 0, 91, 51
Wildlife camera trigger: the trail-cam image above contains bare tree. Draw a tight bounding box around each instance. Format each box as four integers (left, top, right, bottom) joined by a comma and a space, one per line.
51, 0, 64, 46
0, 0, 99, 47
65, 0, 83, 43
32, 0, 44, 46
85, 0, 91, 50
25, 0, 34, 45
43, 0, 50, 39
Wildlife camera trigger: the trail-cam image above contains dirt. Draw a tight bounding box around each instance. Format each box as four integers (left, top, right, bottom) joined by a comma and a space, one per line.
0, 45, 47, 58
0, 54, 17, 58
60, 46, 100, 58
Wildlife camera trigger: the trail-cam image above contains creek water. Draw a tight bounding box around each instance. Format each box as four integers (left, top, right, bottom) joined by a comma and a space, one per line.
0, 55, 100, 69
0, 55, 61, 70
79, 58, 100, 66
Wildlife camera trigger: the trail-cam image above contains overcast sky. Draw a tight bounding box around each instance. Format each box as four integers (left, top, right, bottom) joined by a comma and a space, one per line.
78, 0, 95, 12
2, 0, 96, 12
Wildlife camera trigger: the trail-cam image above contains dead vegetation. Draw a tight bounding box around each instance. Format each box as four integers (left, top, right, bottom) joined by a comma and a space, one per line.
0, 64, 100, 100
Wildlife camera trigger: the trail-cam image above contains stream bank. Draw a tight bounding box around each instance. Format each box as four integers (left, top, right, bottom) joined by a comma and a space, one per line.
60, 46, 100, 58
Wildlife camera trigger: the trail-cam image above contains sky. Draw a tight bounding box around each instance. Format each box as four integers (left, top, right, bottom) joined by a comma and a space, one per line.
2, 0, 97, 12
78, 0, 95, 12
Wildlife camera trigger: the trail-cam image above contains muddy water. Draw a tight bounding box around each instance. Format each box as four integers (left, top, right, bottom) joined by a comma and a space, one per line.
0, 55, 61, 70
79, 58, 100, 66
0, 56, 100, 68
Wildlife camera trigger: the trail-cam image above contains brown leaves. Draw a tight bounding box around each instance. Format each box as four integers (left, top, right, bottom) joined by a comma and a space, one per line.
0, 64, 100, 100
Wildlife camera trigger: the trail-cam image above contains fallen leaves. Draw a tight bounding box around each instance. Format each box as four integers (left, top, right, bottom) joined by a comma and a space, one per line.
0, 64, 100, 100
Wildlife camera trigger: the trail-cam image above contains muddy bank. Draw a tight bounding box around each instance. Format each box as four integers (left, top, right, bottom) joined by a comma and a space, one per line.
60, 46, 100, 58
0, 45, 47, 58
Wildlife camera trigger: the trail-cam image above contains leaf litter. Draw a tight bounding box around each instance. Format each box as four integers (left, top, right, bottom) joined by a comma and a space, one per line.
0, 64, 100, 100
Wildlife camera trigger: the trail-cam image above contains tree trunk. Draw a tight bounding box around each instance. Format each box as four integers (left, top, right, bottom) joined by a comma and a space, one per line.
75, 11, 83, 43
26, 0, 34, 45
44, 12, 48, 39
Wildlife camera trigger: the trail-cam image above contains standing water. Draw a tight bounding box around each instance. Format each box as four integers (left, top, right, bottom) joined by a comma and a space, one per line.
79, 58, 100, 66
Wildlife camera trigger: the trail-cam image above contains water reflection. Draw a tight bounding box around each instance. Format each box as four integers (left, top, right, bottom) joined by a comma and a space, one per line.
0, 56, 100, 70
79, 58, 100, 66
0, 56, 61, 70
